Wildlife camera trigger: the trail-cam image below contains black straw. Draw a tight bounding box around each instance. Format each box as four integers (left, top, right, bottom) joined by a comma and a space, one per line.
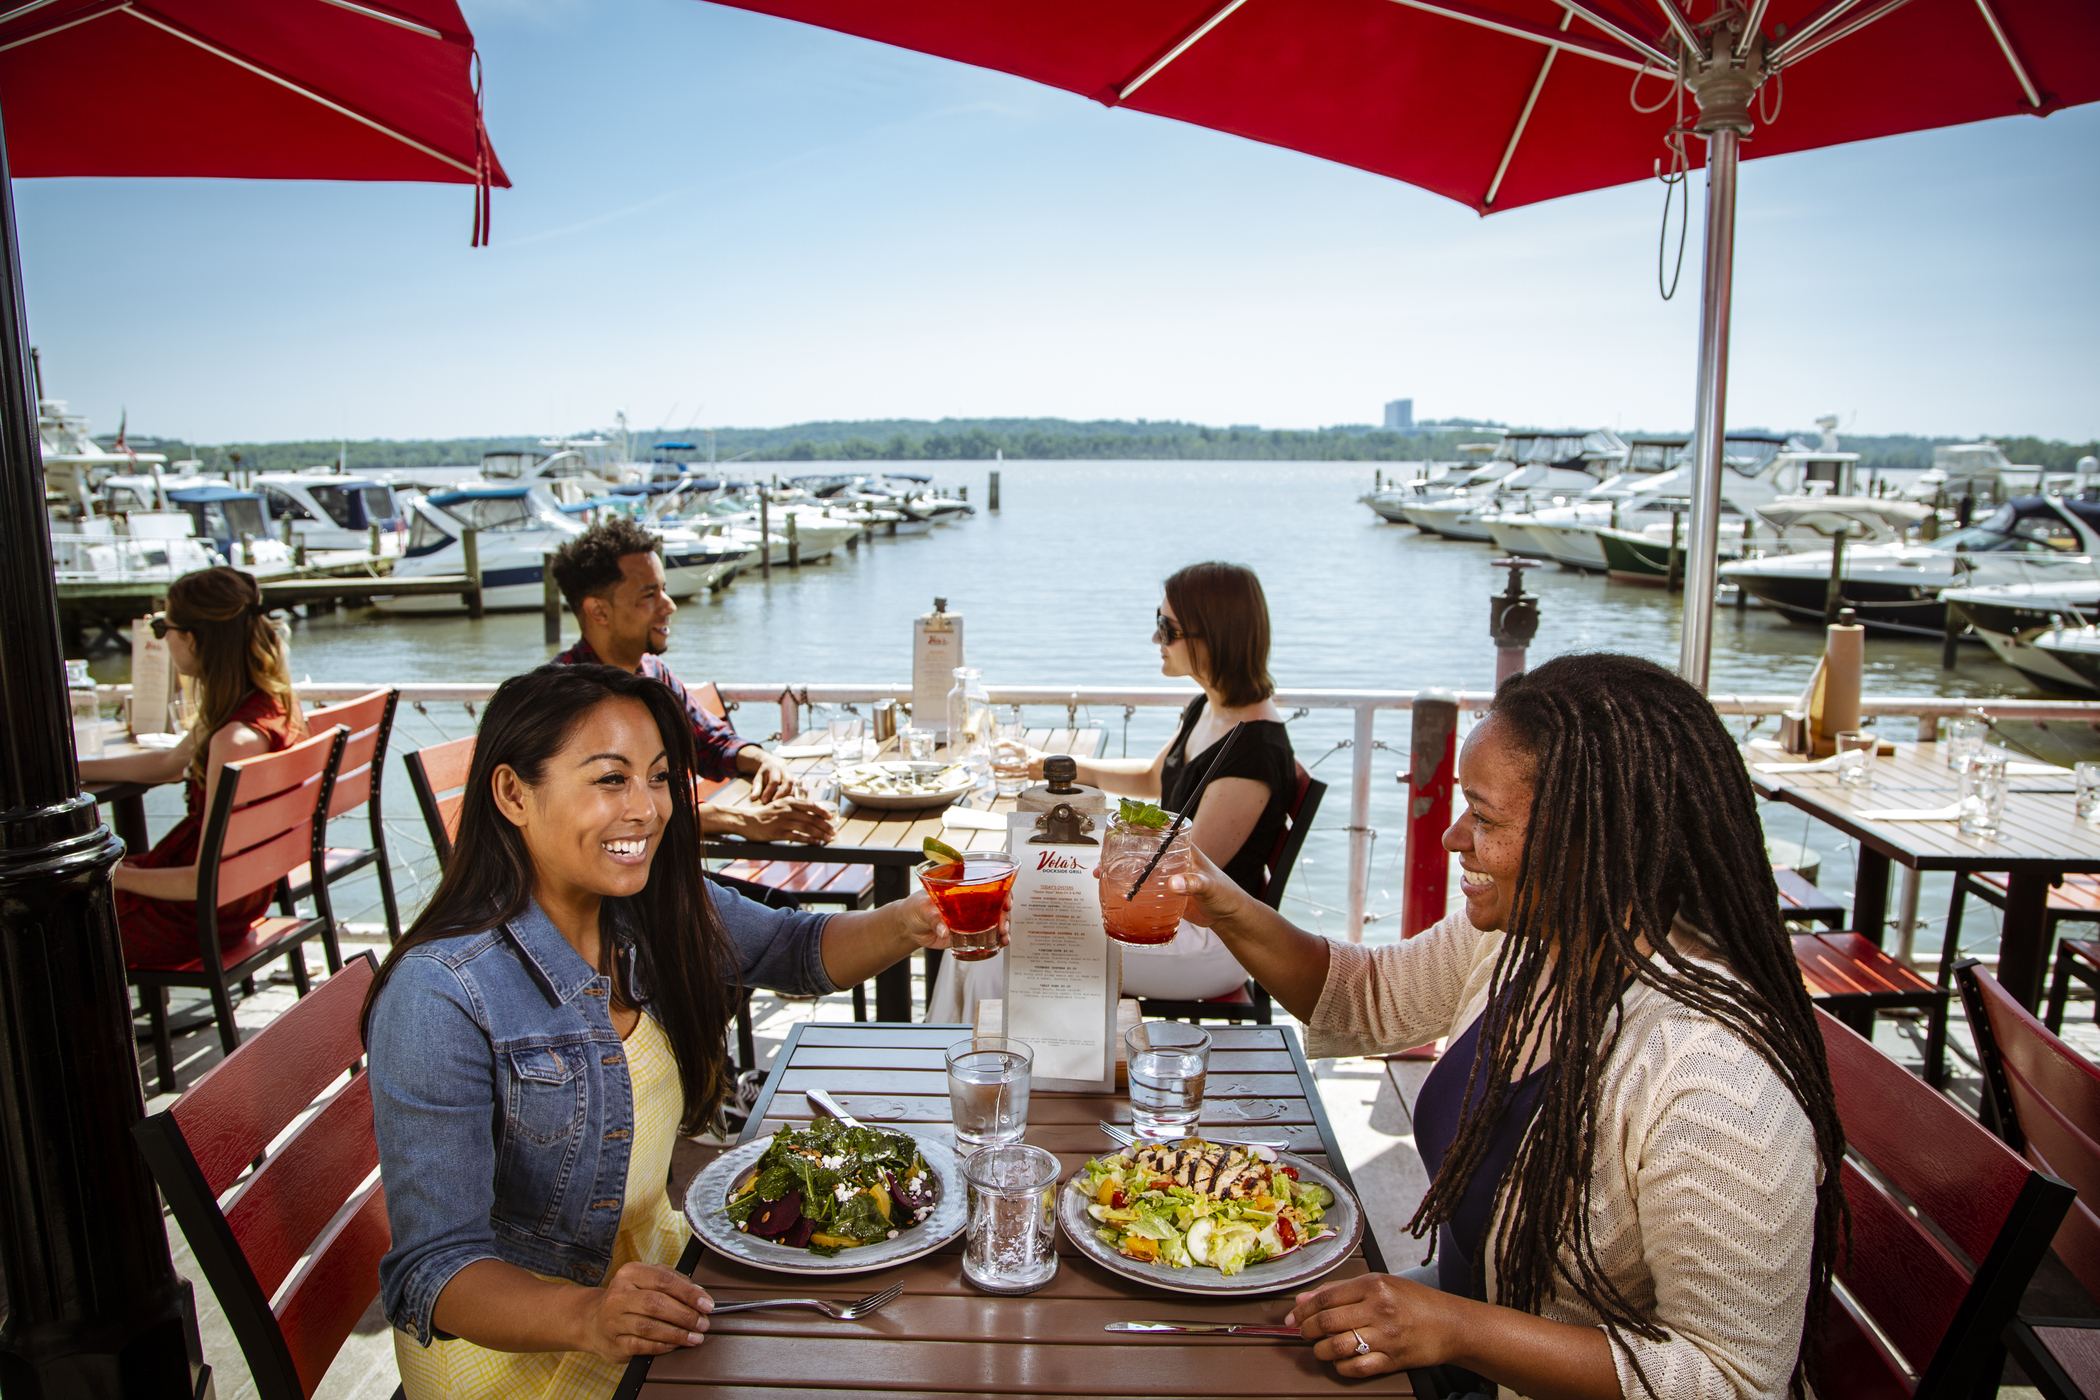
1125, 720, 1246, 901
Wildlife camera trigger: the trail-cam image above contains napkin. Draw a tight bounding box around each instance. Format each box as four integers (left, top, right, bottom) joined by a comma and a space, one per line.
2008, 761, 2064, 776
772, 744, 832, 759
1753, 754, 1843, 774
940, 808, 1007, 832
1853, 803, 1963, 822
135, 733, 183, 750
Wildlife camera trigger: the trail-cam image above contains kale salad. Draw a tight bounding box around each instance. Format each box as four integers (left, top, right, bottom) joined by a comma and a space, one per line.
724, 1118, 938, 1256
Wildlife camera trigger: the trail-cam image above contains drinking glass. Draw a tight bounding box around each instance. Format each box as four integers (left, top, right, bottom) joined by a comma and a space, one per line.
901, 726, 937, 762
796, 771, 839, 821
1958, 754, 2010, 837
1944, 717, 1987, 771
2078, 762, 2100, 824
1124, 1021, 1211, 1141
1835, 731, 1876, 789
991, 706, 1030, 797
947, 1036, 1032, 1149
826, 716, 864, 759
919, 850, 1018, 961
1098, 811, 1192, 945
961, 1143, 1060, 1294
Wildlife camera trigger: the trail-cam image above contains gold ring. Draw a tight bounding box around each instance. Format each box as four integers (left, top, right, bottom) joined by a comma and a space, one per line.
1353, 1330, 1371, 1357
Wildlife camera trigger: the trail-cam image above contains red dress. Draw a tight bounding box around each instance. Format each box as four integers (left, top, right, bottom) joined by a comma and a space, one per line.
115, 690, 300, 968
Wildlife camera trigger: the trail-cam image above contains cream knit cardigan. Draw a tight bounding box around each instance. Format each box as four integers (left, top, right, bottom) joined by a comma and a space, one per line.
1308, 909, 1821, 1400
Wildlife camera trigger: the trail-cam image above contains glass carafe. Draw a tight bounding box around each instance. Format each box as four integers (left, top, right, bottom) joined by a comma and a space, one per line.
946, 666, 992, 784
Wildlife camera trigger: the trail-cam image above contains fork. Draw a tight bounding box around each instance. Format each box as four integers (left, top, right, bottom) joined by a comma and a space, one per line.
1097, 1120, 1288, 1152
707, 1282, 904, 1319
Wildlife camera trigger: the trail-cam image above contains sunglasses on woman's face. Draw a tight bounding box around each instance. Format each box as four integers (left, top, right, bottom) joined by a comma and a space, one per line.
1153, 612, 1191, 645
149, 615, 185, 640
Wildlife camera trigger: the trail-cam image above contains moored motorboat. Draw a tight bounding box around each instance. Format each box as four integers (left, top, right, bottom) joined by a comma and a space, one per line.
1944, 577, 2100, 693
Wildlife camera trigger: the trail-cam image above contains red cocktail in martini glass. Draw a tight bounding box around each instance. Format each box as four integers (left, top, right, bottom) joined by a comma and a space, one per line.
919, 851, 1018, 961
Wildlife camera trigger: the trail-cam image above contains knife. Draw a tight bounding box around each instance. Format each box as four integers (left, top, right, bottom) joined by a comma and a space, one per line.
1105, 1321, 1304, 1337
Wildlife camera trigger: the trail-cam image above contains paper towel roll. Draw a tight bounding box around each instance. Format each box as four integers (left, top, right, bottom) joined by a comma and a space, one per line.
1813, 617, 1865, 755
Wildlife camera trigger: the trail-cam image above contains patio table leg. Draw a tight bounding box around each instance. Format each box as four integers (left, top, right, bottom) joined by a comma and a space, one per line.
1853, 849, 1891, 947
872, 863, 913, 1022
1995, 871, 2054, 1010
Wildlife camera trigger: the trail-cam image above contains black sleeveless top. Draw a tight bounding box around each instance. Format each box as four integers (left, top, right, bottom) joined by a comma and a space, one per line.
1159, 696, 1296, 901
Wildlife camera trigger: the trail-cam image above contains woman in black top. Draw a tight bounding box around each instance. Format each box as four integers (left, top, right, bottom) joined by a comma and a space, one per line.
1044, 561, 1295, 1001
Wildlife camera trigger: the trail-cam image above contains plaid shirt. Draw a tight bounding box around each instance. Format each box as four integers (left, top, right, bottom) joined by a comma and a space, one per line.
551, 638, 752, 782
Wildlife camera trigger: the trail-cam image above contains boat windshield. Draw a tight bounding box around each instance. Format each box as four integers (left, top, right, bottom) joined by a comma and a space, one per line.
407, 509, 452, 556
360, 487, 398, 524
309, 485, 359, 529
444, 496, 538, 532
262, 487, 317, 522
1938, 502, 2084, 554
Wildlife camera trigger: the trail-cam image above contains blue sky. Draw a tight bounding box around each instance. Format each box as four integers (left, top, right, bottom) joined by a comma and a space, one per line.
16, 0, 2097, 444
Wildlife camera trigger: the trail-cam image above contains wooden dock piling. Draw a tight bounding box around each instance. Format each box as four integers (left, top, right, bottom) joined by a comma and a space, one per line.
1825, 528, 1849, 626
759, 496, 771, 579
543, 552, 561, 645
461, 527, 483, 618
786, 513, 800, 569
989, 470, 1001, 511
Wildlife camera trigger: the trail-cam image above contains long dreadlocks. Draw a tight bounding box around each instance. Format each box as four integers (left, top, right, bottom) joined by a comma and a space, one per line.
1406, 652, 1846, 1400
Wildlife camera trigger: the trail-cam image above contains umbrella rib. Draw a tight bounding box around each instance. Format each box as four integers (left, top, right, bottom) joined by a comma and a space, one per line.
315, 0, 445, 43
1734, 0, 1774, 59
1384, 0, 1652, 72
1119, 0, 1251, 100
119, 4, 479, 179
1555, 0, 1674, 69
1967, 0, 2043, 108
0, 0, 125, 52
1638, 0, 1704, 60
1769, 0, 1915, 68
1484, 8, 1572, 209
1763, 0, 1873, 65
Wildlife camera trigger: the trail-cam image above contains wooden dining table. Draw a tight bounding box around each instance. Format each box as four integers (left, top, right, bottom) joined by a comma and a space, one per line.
621, 1020, 1412, 1400
1746, 740, 2100, 1007
707, 728, 1107, 1021
81, 721, 172, 856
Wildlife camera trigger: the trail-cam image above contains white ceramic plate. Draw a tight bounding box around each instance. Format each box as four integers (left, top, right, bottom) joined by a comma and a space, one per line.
1057, 1145, 1363, 1296
835, 760, 976, 812
684, 1129, 966, 1276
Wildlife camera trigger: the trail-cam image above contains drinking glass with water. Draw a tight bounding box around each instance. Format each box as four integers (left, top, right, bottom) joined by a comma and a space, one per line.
961, 1143, 1060, 1294
947, 1036, 1031, 1149
1958, 753, 2009, 837
1944, 716, 1987, 771
2079, 762, 2100, 825
1125, 1021, 1211, 1141
1834, 731, 1875, 789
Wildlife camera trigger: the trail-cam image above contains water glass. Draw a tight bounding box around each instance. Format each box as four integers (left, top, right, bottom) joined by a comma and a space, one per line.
1944, 717, 1987, 771
795, 771, 839, 821
901, 726, 937, 762
1958, 754, 2010, 838
2078, 762, 2100, 824
947, 1036, 1031, 1149
1834, 731, 1876, 789
1124, 1021, 1211, 1141
991, 706, 1030, 796
961, 1143, 1060, 1294
826, 716, 864, 759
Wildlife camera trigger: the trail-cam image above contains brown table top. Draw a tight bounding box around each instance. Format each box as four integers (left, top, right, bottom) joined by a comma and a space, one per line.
1745, 741, 2100, 874
632, 1022, 1409, 1398
709, 728, 1108, 865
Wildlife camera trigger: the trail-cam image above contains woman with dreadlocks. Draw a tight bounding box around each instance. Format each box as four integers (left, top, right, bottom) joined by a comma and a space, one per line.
1167, 652, 1844, 1399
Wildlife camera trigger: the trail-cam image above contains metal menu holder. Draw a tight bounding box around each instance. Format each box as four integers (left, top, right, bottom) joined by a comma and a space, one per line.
129, 617, 173, 735
1000, 804, 1118, 1094
912, 599, 962, 733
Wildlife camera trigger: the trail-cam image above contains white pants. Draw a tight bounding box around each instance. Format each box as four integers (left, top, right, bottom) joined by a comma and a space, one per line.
923, 921, 1251, 1025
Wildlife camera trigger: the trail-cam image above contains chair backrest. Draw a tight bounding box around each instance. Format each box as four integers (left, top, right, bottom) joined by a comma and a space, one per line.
1956, 959, 2100, 1302
197, 726, 348, 917
301, 689, 398, 827
131, 954, 388, 1400
1816, 1008, 2074, 1398
405, 734, 476, 867
1257, 763, 1325, 911
690, 680, 728, 720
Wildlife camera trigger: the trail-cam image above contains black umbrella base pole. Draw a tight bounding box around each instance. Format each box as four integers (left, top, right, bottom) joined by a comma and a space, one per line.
0, 797, 207, 1400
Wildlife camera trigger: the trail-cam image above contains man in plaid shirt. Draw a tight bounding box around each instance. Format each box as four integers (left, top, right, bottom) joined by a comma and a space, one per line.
548, 519, 834, 844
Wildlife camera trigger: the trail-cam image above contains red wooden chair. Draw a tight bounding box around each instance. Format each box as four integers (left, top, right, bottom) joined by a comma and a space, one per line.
131, 725, 350, 1095
1956, 959, 2100, 1399
1139, 763, 1326, 1027
1773, 865, 1846, 929
1816, 1007, 2073, 1398
131, 952, 402, 1400
1793, 929, 1953, 1087
1947, 871, 2100, 1033
403, 732, 475, 867
279, 688, 402, 943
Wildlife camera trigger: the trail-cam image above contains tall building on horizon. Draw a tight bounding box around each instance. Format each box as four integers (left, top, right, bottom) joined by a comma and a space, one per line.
1384, 398, 1414, 432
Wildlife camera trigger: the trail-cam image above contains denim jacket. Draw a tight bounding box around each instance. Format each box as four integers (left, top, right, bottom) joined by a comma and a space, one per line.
370, 884, 832, 1344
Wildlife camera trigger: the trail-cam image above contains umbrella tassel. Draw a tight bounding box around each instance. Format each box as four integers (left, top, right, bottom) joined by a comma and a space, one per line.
471, 49, 493, 248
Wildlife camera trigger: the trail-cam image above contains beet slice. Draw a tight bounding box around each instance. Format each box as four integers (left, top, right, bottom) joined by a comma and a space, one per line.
747, 1190, 803, 1237
783, 1215, 818, 1249
881, 1170, 916, 1227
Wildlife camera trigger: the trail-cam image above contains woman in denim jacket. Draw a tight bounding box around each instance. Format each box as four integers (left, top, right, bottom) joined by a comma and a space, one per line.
364, 664, 982, 1399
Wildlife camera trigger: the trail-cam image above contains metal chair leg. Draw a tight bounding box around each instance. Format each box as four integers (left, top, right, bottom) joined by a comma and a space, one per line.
2047, 944, 2076, 1034
149, 987, 175, 1096
209, 980, 242, 1057
1924, 995, 1950, 1089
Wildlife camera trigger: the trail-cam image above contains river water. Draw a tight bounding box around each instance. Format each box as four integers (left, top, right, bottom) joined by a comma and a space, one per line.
96, 459, 2042, 947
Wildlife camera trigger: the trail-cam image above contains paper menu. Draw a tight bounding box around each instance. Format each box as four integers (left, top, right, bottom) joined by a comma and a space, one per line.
999, 811, 1118, 1094
911, 605, 962, 733
129, 617, 173, 735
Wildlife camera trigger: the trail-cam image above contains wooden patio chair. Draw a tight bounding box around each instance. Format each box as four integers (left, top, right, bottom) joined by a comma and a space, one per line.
1815, 1007, 2074, 1398
279, 688, 402, 943
1955, 959, 2100, 1399
403, 732, 475, 867
1773, 865, 1846, 929
130, 725, 349, 1095
1947, 871, 2100, 1033
1792, 929, 1952, 1087
131, 952, 403, 1400
1139, 764, 1326, 1027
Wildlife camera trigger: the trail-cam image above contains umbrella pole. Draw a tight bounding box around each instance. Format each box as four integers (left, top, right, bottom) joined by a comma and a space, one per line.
0, 123, 205, 1396
1677, 125, 1740, 692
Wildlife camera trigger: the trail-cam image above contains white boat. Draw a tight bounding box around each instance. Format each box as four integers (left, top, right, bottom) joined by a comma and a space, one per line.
254, 471, 408, 553
1403, 429, 1627, 542
1944, 577, 2100, 694
50, 514, 218, 584
38, 399, 169, 523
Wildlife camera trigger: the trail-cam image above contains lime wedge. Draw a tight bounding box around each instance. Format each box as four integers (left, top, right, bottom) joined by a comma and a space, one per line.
921, 836, 966, 866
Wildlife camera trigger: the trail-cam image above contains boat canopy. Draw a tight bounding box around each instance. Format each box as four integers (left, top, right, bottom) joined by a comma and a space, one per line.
167, 485, 261, 504
655, 441, 697, 451
426, 485, 546, 535
1938, 497, 2100, 555
168, 485, 268, 546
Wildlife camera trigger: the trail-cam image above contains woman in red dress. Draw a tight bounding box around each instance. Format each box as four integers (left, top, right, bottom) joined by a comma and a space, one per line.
80, 567, 307, 966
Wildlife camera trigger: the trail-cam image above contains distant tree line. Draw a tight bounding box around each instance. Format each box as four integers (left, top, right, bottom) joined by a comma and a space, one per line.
101, 418, 2100, 478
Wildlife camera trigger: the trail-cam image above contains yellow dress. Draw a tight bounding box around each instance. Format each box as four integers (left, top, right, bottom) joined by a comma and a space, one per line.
395, 1014, 692, 1400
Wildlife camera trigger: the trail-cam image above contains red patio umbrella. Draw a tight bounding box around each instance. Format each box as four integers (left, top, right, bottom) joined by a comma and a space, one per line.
0, 5, 503, 1395
699, 0, 2099, 685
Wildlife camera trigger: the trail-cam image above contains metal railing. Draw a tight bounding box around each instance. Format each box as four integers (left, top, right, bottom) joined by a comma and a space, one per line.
101, 680, 2100, 942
